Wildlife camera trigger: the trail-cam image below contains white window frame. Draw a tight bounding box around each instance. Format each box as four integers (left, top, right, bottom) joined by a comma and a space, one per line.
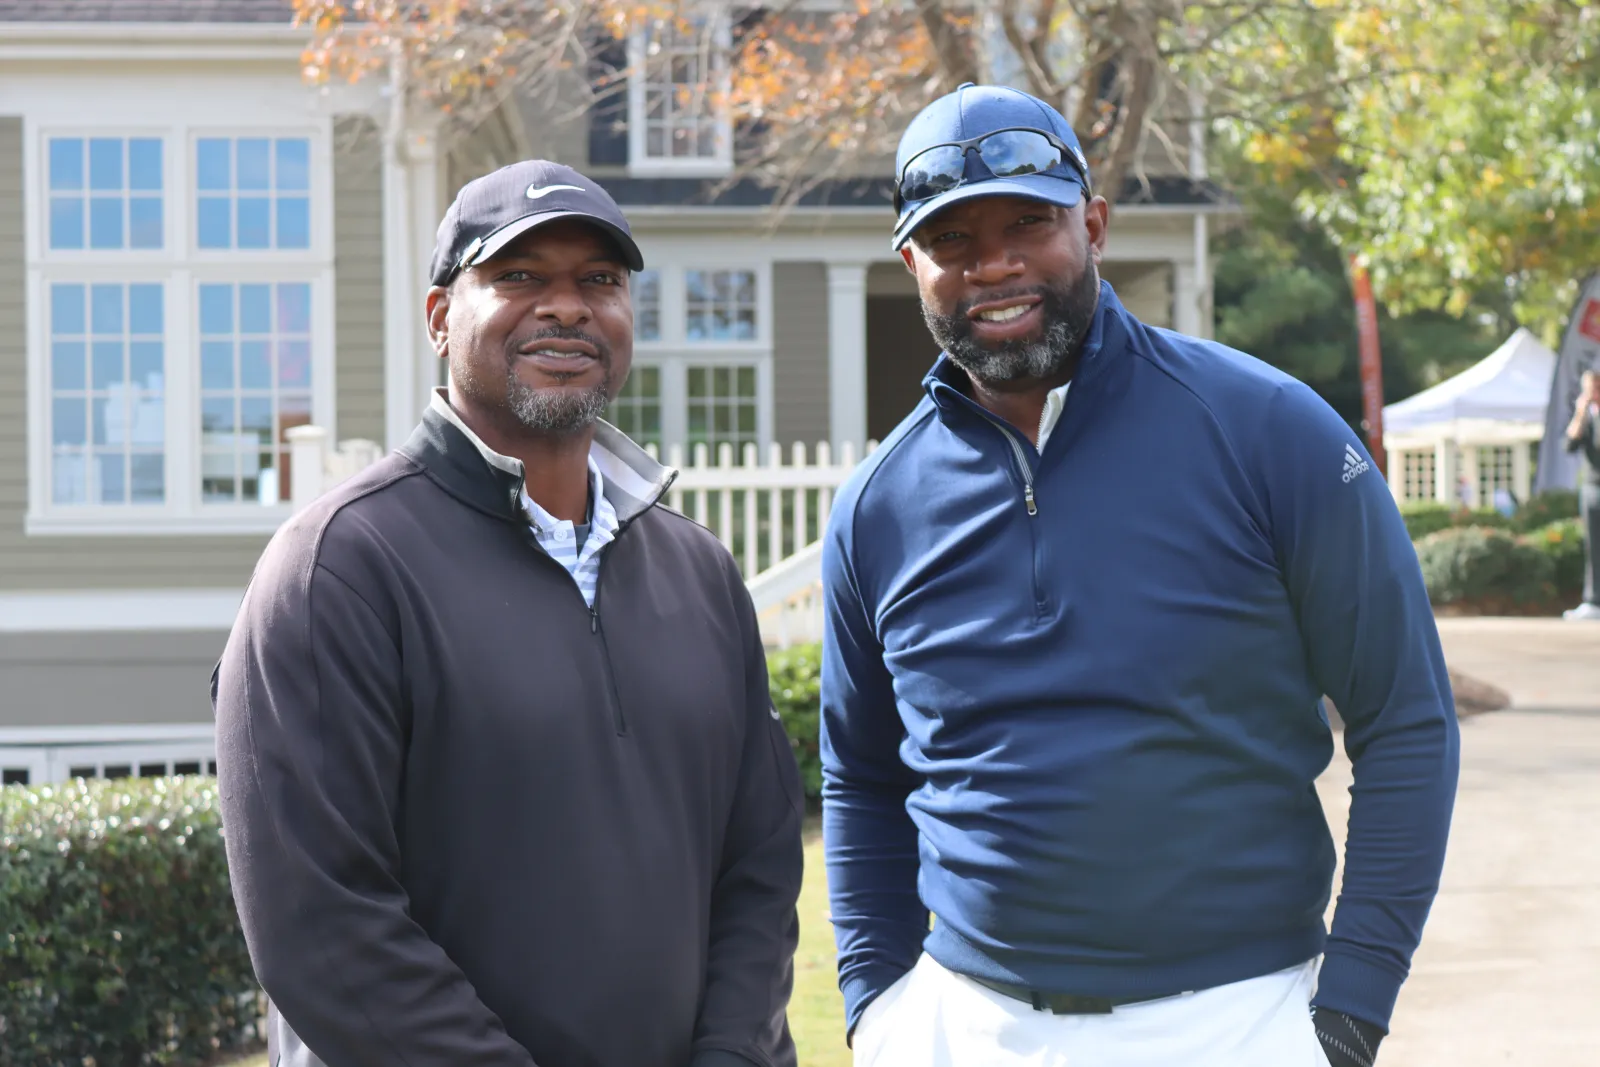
626, 16, 734, 177
626, 260, 773, 454
25, 111, 336, 536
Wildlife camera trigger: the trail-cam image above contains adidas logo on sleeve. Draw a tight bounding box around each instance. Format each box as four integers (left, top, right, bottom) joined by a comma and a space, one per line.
1342, 443, 1372, 483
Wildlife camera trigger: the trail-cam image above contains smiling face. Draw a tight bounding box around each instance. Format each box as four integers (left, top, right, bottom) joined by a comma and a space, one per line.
901, 194, 1108, 389
426, 219, 634, 439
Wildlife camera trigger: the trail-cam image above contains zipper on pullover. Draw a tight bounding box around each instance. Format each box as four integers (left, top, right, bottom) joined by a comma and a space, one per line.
969, 407, 1049, 615
521, 528, 630, 736
588, 573, 629, 736
975, 409, 1039, 517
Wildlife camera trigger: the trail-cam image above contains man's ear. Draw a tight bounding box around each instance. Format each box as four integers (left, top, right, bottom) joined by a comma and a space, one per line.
425, 285, 451, 359
1083, 196, 1111, 265
900, 246, 916, 273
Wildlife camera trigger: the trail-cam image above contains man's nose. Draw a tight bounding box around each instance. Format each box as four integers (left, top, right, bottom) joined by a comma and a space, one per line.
965, 240, 1025, 288
534, 279, 591, 328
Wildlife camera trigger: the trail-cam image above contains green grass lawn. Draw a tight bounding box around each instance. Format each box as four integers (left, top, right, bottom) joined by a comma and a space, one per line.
225, 823, 847, 1067
791, 821, 850, 1067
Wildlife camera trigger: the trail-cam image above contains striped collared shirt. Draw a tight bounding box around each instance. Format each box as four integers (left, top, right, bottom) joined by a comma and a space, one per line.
520, 456, 619, 609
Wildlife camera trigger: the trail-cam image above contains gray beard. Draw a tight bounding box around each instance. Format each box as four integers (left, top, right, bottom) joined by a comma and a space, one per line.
924, 267, 1100, 386
505, 372, 612, 437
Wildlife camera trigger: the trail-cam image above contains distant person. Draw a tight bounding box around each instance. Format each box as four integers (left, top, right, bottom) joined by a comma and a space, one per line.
821, 84, 1459, 1067
1492, 486, 1516, 517
213, 161, 804, 1067
1563, 369, 1600, 620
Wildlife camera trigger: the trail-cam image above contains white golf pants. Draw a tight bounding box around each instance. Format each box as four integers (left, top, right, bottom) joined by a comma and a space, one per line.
852, 954, 1333, 1067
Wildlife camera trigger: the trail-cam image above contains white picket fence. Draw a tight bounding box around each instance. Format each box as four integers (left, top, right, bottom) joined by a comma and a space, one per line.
287, 428, 873, 647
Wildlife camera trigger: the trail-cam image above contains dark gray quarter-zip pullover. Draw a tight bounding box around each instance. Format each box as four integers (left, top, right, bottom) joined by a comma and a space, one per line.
213, 404, 805, 1067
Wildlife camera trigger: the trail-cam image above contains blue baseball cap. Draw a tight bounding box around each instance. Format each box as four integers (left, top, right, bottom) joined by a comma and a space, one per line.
892, 83, 1092, 250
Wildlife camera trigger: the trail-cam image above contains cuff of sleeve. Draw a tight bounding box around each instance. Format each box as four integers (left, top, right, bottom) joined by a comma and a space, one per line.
1312, 949, 1404, 1032
689, 1050, 760, 1067
841, 965, 903, 1039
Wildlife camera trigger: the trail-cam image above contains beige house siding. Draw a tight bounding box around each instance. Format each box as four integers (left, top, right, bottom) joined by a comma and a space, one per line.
771, 262, 831, 448
0, 631, 224, 729
1103, 261, 1174, 329
333, 116, 386, 445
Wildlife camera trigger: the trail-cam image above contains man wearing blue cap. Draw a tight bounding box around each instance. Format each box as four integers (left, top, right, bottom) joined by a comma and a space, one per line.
819, 84, 1458, 1067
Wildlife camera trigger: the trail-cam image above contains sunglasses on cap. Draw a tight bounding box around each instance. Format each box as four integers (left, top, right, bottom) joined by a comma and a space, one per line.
894, 127, 1090, 213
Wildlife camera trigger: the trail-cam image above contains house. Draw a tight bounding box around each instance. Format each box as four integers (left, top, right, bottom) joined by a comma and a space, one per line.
0, 0, 1231, 784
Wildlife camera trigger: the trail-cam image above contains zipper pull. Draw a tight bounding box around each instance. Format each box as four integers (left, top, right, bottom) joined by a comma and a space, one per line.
1024, 484, 1038, 516
590, 607, 599, 634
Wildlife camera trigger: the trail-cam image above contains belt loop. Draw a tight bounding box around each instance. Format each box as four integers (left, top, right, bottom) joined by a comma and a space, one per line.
1030, 991, 1047, 1012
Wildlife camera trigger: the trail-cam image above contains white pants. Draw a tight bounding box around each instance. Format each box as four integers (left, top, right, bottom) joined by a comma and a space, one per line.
853, 954, 1333, 1067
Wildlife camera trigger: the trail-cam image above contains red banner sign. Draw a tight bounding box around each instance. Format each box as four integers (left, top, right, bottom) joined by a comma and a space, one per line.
1580, 297, 1600, 344
1349, 256, 1387, 478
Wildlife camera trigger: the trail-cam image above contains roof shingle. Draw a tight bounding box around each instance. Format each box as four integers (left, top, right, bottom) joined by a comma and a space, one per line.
0, 0, 293, 22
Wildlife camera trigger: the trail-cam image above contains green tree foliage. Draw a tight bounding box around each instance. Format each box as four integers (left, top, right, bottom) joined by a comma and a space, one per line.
1219, 0, 1599, 339
1211, 176, 1500, 433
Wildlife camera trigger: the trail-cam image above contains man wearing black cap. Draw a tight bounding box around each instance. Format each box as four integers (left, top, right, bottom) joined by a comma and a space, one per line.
214, 161, 804, 1067
820, 85, 1458, 1067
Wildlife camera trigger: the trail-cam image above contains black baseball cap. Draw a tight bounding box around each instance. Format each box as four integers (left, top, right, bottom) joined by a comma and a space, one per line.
428, 160, 645, 286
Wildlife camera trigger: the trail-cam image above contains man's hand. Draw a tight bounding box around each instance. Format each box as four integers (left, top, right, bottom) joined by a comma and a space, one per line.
1311, 1007, 1385, 1067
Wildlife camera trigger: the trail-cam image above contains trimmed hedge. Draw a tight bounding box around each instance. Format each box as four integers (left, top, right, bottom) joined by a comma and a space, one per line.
1398, 501, 1512, 540
0, 777, 260, 1067
1399, 491, 1579, 541
1414, 526, 1549, 608
769, 642, 823, 802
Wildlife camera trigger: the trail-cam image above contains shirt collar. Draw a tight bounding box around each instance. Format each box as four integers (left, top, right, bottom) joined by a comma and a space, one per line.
426, 388, 676, 525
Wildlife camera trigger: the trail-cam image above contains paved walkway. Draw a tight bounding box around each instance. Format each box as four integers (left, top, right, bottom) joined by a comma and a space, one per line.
1316, 617, 1600, 1065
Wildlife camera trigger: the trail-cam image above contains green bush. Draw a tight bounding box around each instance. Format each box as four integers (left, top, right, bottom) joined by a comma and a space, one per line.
1413, 526, 1556, 610
1, 777, 260, 1067
1399, 501, 1512, 541
1523, 518, 1587, 599
1511, 490, 1581, 532
1399, 502, 1456, 540
768, 643, 823, 802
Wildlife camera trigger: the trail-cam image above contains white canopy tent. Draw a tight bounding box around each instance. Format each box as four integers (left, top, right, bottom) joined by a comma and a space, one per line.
1382, 328, 1558, 508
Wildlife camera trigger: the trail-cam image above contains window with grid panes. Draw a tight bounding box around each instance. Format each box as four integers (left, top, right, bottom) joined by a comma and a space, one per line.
49, 137, 164, 250
634, 20, 729, 164
1403, 450, 1435, 502
686, 269, 756, 342
198, 282, 313, 505
49, 283, 166, 505
32, 118, 326, 532
1477, 445, 1515, 505
634, 269, 661, 341
687, 365, 759, 456
196, 137, 312, 250
609, 366, 663, 449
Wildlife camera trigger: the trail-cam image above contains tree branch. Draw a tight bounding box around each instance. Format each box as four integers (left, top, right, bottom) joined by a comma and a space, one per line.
913, 0, 979, 86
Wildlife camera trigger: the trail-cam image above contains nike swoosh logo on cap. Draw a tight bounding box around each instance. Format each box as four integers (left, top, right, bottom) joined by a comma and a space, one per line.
526, 183, 584, 200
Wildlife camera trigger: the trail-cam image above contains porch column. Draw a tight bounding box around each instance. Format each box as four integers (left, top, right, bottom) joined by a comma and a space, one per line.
1460, 445, 1482, 508
381, 120, 417, 451
408, 129, 443, 415
1173, 259, 1204, 338
1512, 437, 1533, 503
827, 261, 869, 452
382, 117, 443, 451
1385, 444, 1406, 500
1435, 438, 1458, 505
